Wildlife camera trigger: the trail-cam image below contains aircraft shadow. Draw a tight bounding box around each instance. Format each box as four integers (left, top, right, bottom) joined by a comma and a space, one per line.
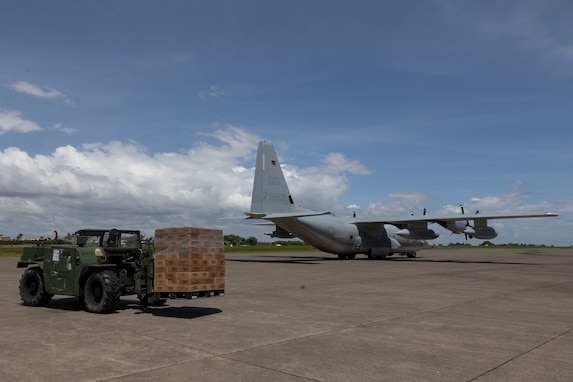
385, 257, 539, 265
227, 254, 334, 265
228, 254, 539, 266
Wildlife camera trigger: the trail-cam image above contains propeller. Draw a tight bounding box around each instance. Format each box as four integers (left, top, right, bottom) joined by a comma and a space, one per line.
460, 204, 472, 241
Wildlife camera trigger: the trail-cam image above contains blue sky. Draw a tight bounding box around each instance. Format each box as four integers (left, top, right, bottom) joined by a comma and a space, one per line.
1, 0, 571, 245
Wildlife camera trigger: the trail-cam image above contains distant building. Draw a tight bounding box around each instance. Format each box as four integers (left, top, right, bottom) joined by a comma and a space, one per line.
0, 235, 10, 241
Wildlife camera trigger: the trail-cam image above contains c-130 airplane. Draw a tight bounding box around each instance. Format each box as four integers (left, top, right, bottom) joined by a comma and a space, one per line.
245, 141, 558, 259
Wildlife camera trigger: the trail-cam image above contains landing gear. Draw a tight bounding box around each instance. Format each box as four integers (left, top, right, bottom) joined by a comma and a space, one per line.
337, 254, 356, 260
406, 252, 417, 258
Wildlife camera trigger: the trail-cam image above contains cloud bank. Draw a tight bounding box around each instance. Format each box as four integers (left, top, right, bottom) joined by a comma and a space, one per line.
0, 126, 376, 239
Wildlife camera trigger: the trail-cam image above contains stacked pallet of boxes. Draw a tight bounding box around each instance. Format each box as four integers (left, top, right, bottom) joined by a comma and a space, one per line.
153, 227, 225, 295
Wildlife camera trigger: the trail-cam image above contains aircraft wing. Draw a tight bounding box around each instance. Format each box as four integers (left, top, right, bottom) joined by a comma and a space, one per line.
352, 212, 558, 240
354, 212, 559, 225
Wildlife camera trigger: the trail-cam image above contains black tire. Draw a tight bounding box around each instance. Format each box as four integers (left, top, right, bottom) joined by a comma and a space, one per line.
83, 270, 120, 313
19, 267, 53, 306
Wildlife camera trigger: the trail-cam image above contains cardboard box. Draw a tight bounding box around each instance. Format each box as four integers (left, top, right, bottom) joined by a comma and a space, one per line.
153, 227, 225, 293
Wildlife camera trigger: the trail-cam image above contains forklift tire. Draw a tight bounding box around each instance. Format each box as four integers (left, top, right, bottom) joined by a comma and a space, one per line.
19, 267, 53, 306
83, 270, 120, 313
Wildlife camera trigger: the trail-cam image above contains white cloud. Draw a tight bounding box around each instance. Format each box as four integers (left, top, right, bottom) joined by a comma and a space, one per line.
366, 188, 563, 221
0, 126, 359, 239
0, 133, 248, 237
322, 152, 371, 175
285, 165, 348, 212
367, 192, 435, 217
8, 81, 73, 105
10, 81, 63, 98
198, 85, 225, 99
279, 152, 372, 212
53, 123, 77, 134
0, 109, 42, 135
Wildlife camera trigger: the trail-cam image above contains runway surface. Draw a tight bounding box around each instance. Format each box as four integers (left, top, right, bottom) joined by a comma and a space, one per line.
1, 247, 572, 381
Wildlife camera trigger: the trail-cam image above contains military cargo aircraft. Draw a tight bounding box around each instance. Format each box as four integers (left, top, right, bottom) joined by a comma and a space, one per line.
246, 141, 558, 259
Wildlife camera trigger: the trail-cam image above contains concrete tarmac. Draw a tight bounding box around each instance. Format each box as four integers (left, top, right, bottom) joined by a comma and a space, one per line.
1, 248, 572, 381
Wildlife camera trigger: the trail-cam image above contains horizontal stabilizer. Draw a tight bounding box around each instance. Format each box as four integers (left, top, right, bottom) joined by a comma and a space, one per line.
245, 210, 331, 220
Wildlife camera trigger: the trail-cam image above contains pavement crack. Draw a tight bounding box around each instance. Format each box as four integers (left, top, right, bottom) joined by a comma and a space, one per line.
219, 356, 322, 382
466, 326, 573, 382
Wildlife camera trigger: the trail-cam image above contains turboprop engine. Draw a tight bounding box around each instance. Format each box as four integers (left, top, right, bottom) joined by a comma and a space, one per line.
395, 228, 439, 240
445, 215, 499, 240
463, 226, 498, 240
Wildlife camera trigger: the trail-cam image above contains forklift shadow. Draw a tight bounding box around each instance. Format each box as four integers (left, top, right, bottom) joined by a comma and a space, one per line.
136, 305, 222, 319
44, 297, 85, 312
42, 298, 222, 319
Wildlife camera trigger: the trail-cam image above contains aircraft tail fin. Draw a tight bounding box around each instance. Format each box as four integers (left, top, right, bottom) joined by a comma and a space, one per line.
250, 141, 306, 214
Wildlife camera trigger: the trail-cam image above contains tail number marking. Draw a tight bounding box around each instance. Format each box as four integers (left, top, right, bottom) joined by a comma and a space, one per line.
267, 176, 280, 185
262, 192, 287, 202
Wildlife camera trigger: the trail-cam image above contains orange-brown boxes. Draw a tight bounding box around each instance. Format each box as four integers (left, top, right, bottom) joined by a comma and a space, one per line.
153, 227, 225, 293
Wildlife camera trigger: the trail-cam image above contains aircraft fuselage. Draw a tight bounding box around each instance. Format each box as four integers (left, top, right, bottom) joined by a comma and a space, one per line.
272, 215, 427, 257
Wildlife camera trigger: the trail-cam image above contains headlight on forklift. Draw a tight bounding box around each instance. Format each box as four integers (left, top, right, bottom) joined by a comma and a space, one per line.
94, 248, 107, 263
